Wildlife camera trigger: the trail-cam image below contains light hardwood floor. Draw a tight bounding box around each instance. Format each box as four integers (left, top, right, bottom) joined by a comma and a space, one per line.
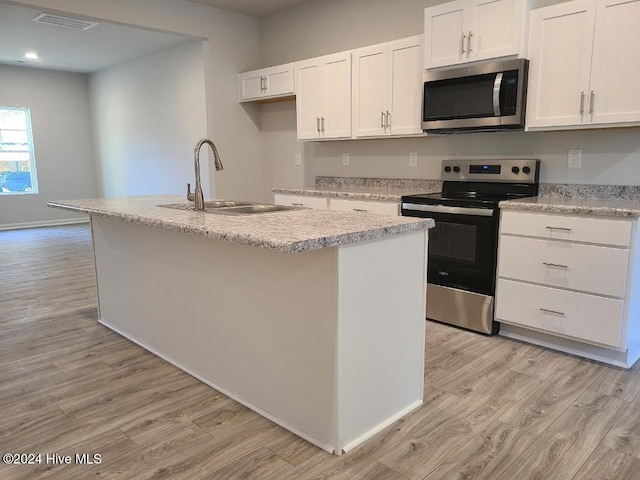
2, 224, 640, 479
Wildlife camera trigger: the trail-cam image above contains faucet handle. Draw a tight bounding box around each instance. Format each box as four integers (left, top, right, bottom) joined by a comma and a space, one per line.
186, 183, 194, 201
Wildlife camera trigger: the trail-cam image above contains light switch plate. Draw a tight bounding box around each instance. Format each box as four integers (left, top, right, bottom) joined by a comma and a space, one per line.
567, 149, 582, 168
294, 152, 302, 166
342, 153, 349, 167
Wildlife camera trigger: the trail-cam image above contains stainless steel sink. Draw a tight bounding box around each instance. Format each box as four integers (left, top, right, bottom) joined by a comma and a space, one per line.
158, 201, 303, 215
210, 204, 302, 215
158, 200, 254, 213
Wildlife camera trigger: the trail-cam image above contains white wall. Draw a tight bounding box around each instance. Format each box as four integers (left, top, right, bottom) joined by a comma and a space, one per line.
0, 65, 96, 229
13, 0, 265, 201
258, 0, 640, 189
90, 40, 207, 197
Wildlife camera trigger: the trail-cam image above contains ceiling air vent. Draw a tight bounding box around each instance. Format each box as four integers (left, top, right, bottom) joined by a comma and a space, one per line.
31, 13, 99, 31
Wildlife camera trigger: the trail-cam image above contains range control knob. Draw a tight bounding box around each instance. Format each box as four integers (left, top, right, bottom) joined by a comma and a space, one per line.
453, 166, 460, 173
511, 166, 520, 174
444, 166, 452, 173
522, 166, 531, 174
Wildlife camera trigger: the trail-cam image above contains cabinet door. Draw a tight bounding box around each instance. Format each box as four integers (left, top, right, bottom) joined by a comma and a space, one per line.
263, 63, 294, 98
295, 60, 322, 140
589, 0, 640, 124
388, 36, 424, 136
352, 45, 388, 138
469, 0, 522, 62
238, 71, 265, 102
526, 0, 596, 129
322, 53, 352, 139
424, 1, 466, 69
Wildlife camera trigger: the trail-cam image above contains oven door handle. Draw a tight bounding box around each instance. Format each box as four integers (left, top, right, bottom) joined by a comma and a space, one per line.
402, 203, 494, 217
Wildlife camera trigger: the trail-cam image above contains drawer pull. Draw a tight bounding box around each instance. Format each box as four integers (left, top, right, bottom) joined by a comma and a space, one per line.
353, 208, 368, 213
546, 226, 572, 232
543, 262, 568, 269
291, 203, 304, 206
540, 308, 565, 316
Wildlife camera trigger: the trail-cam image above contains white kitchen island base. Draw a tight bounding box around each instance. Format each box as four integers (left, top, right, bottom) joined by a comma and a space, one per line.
91, 215, 427, 454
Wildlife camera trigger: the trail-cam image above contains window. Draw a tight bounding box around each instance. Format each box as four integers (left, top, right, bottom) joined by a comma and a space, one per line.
0, 106, 38, 194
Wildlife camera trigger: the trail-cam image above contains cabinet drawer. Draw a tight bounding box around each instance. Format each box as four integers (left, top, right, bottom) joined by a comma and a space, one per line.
501, 211, 632, 247
273, 194, 328, 210
329, 198, 399, 216
496, 279, 624, 348
498, 235, 629, 297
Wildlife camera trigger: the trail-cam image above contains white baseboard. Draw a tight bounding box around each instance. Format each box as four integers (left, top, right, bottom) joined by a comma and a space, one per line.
0, 217, 89, 231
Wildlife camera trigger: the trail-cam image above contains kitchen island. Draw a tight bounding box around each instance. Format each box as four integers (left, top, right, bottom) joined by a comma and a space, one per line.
48, 195, 433, 454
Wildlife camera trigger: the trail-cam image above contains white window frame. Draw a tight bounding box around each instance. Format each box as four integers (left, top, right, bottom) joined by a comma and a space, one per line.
0, 106, 38, 195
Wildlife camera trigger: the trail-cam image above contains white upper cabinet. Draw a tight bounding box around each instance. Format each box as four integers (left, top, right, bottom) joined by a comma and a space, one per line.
589, 0, 640, 124
527, 0, 640, 129
238, 63, 294, 102
424, 0, 525, 69
353, 35, 424, 138
295, 52, 352, 140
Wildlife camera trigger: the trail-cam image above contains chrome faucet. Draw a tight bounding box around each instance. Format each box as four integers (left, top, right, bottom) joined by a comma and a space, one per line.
187, 138, 224, 210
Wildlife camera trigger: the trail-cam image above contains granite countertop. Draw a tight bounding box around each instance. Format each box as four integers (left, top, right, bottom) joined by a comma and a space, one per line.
500, 196, 640, 218
273, 178, 442, 201
272, 185, 433, 201
48, 195, 434, 254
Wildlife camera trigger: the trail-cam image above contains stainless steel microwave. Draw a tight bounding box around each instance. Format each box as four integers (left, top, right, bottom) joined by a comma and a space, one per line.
422, 59, 529, 133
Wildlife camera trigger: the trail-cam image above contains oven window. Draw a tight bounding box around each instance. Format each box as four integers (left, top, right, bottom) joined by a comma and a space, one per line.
430, 222, 477, 264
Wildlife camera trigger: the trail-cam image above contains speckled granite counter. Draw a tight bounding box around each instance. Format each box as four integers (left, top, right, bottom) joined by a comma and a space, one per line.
500, 183, 640, 218
273, 176, 442, 201
48, 195, 434, 254
500, 196, 640, 218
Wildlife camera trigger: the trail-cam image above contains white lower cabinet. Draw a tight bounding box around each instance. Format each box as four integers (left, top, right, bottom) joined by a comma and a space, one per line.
329, 198, 399, 216
273, 193, 399, 216
496, 209, 640, 368
273, 194, 328, 210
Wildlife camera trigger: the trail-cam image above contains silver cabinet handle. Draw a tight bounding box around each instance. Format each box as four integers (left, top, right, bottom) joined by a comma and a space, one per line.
546, 226, 572, 232
540, 308, 565, 316
316, 117, 320, 133
321, 117, 325, 132
386, 111, 391, 128
291, 203, 304, 206
589, 90, 595, 117
543, 262, 568, 269
467, 31, 473, 56
461, 33, 466, 55
580, 91, 585, 116
381, 111, 385, 128
353, 208, 368, 212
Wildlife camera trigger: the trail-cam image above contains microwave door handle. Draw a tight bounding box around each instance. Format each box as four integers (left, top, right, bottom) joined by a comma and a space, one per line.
493, 72, 503, 117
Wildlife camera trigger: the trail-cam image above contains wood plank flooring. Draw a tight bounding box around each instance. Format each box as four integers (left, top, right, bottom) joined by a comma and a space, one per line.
2, 224, 640, 479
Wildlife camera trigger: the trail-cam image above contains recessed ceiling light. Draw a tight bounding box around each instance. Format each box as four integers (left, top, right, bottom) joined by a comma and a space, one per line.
25, 52, 39, 60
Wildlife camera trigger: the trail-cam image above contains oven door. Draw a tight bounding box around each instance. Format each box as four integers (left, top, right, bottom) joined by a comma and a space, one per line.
401, 203, 499, 295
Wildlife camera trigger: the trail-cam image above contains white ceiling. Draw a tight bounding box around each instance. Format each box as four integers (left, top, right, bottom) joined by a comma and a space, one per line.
185, 0, 310, 17
0, 3, 194, 73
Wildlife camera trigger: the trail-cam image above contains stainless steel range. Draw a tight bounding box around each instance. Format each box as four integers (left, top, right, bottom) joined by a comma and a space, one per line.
401, 159, 540, 334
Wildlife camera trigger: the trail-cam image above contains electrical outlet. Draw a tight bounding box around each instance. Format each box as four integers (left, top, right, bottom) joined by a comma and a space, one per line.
294, 152, 302, 166
409, 152, 418, 167
342, 153, 349, 167
567, 149, 582, 168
